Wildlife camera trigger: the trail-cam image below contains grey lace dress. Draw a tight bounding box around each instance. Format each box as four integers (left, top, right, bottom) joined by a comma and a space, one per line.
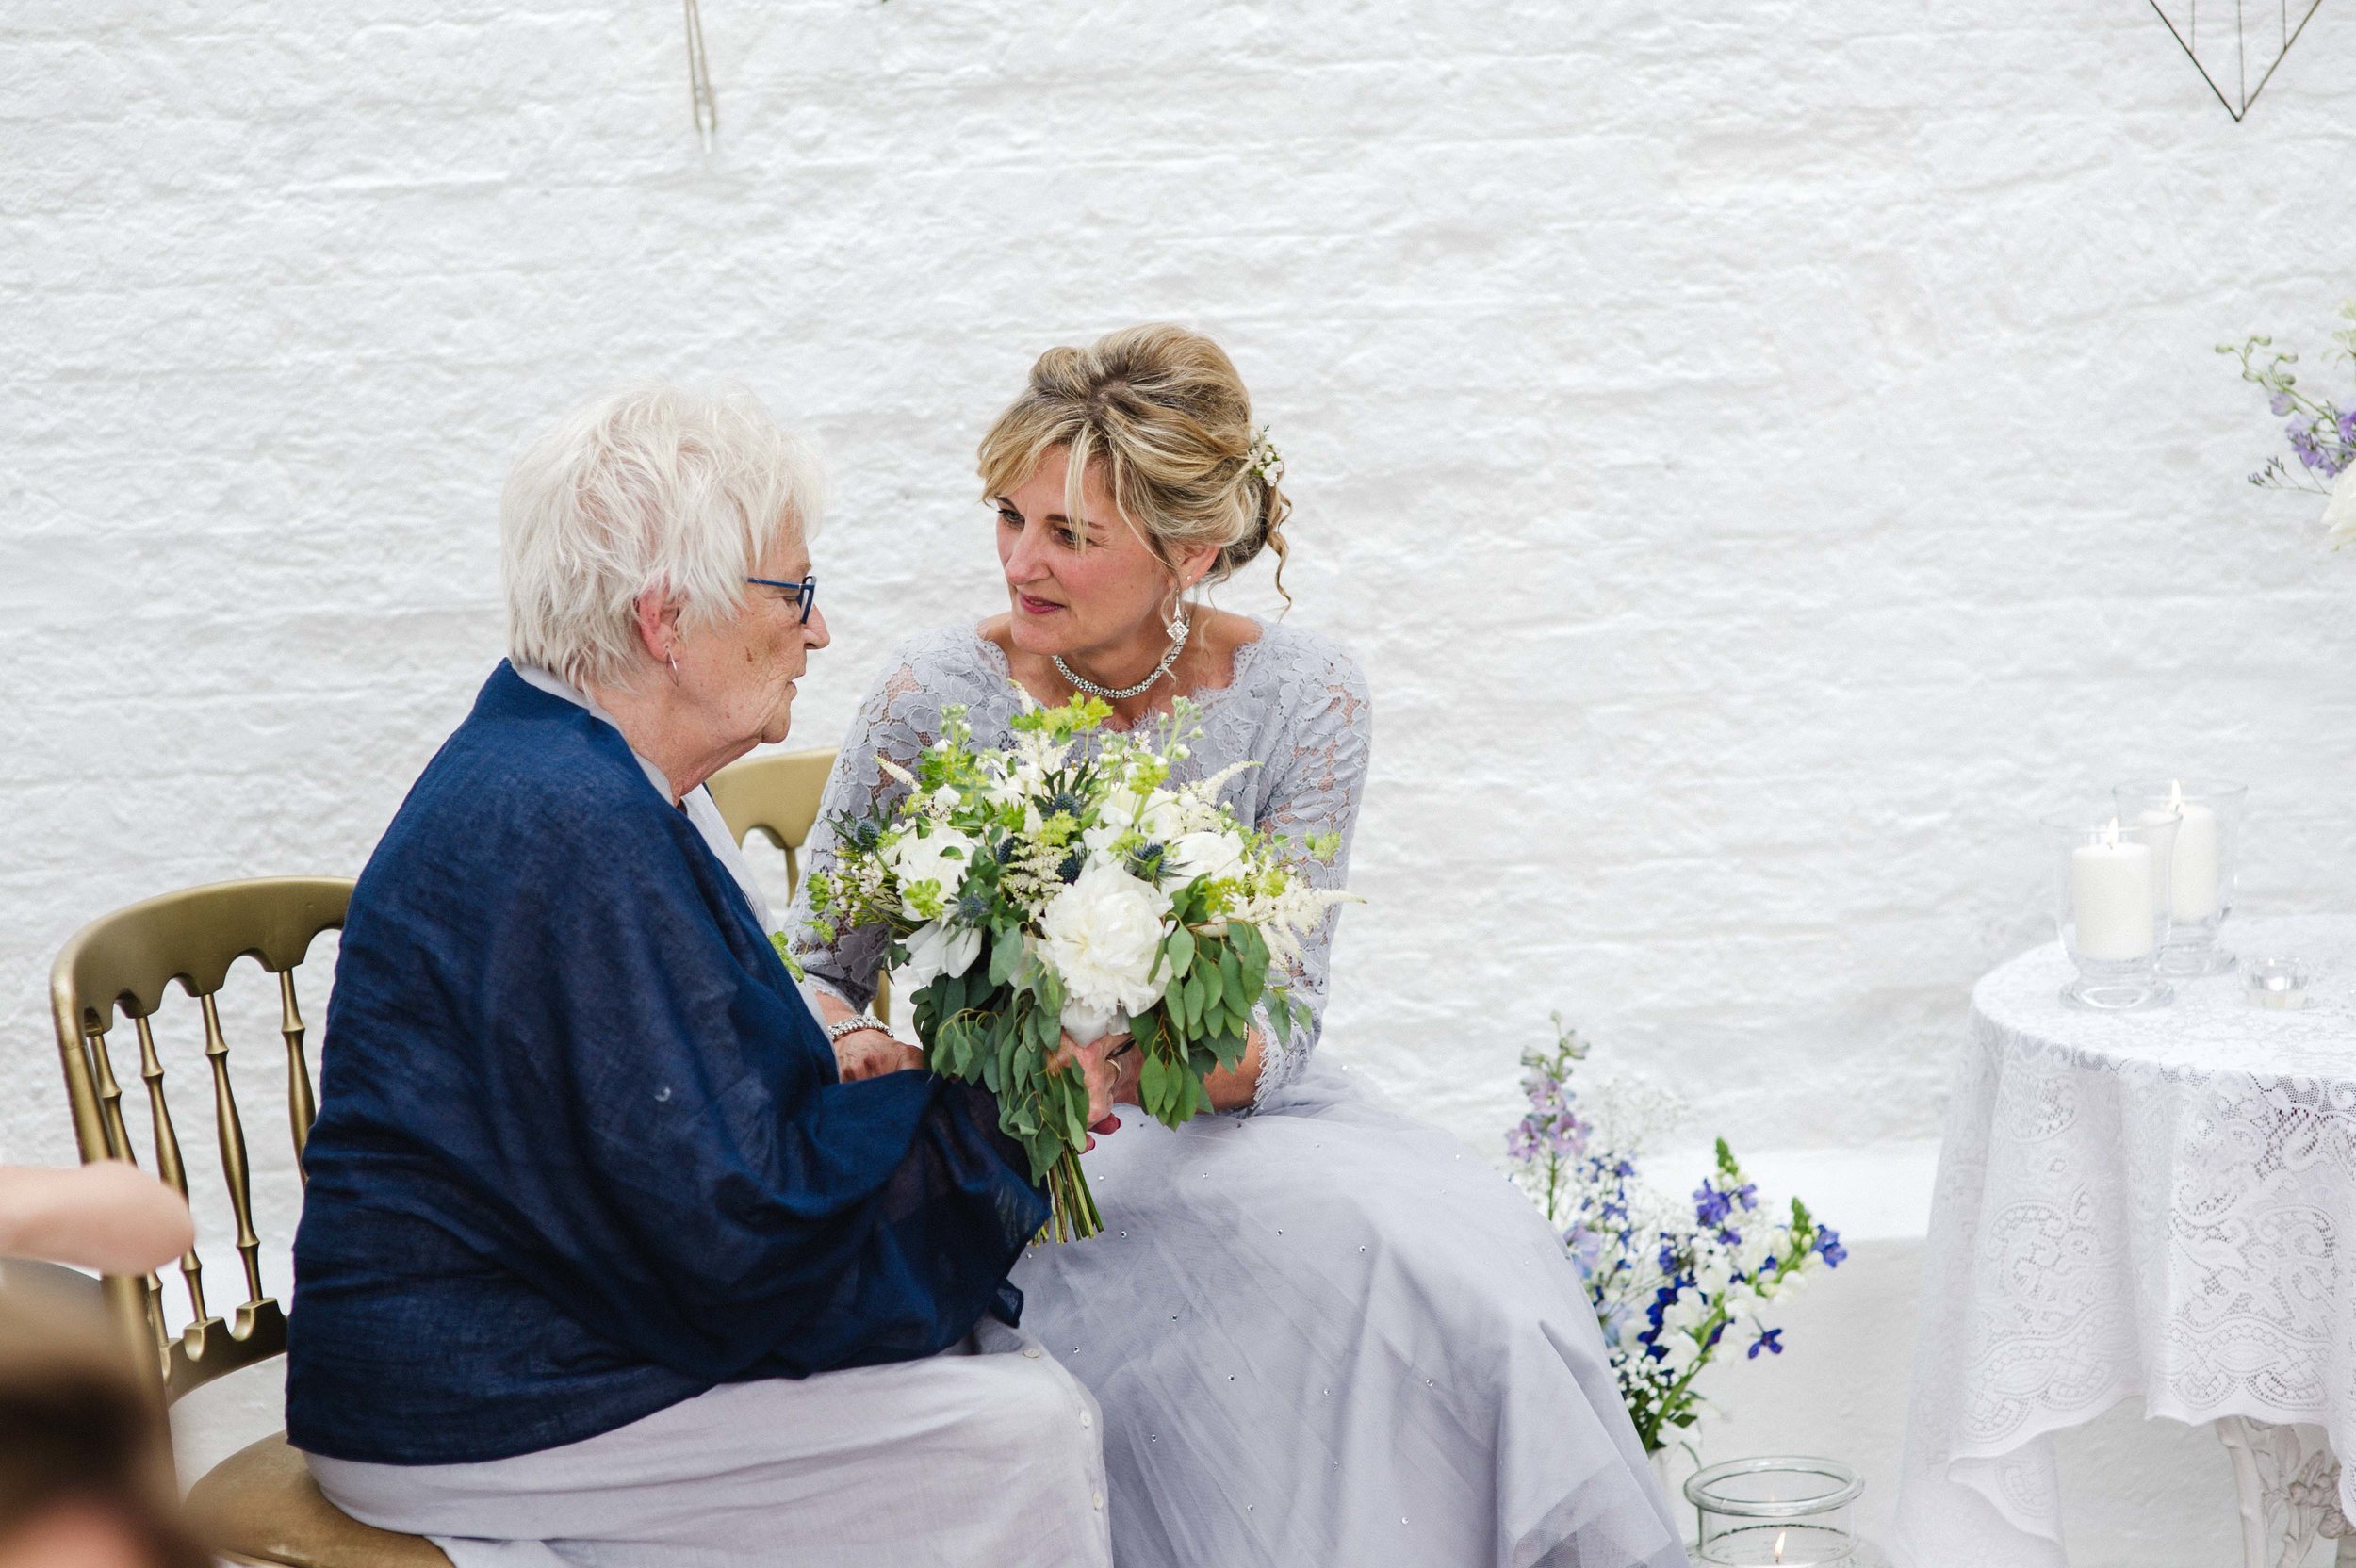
789, 622, 1684, 1568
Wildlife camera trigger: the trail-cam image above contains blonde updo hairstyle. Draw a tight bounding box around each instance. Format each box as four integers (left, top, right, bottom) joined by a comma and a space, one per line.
978, 323, 1291, 604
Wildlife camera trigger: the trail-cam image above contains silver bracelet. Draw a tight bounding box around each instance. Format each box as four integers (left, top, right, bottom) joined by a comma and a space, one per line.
826, 1012, 890, 1043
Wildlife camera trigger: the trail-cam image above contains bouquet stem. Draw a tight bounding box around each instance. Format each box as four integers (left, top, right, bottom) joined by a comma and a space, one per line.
1039, 1150, 1104, 1243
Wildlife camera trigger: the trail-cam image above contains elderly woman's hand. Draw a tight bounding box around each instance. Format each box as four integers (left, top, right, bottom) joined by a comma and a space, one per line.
834, 1028, 924, 1082
1050, 1031, 1124, 1136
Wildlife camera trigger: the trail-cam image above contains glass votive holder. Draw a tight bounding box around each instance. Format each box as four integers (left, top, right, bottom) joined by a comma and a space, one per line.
2043, 808, 2176, 1011
2113, 778, 2248, 978
1684, 1456, 1865, 1565
2245, 956, 2309, 1011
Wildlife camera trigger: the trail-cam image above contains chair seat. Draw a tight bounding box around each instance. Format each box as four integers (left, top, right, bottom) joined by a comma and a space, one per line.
185, 1431, 450, 1568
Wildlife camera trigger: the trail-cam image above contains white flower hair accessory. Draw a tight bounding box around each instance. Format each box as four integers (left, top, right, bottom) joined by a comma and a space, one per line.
1243, 426, 1284, 488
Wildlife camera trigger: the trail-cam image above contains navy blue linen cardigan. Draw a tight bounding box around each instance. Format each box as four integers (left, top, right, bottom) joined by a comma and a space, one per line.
286, 662, 1045, 1465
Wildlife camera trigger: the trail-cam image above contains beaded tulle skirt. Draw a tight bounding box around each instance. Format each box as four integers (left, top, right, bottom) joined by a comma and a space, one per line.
1011, 1059, 1686, 1568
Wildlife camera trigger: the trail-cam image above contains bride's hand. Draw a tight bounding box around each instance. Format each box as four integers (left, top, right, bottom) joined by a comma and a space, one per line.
835, 1028, 924, 1082
1101, 1033, 1143, 1108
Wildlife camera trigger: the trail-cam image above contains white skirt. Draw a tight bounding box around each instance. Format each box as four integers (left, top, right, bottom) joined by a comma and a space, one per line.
307, 1319, 1111, 1568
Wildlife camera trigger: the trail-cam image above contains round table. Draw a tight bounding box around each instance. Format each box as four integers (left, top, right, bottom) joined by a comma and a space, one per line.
1897, 915, 2356, 1568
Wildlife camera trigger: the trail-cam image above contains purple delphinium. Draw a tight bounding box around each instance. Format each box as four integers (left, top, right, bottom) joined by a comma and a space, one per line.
2223, 319, 2356, 496
1507, 1016, 1599, 1227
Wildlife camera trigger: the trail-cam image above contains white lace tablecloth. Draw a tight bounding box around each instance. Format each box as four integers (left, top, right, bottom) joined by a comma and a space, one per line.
1896, 915, 2356, 1568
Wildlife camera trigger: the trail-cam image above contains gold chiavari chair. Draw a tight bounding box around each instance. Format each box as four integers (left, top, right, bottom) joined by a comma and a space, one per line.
705, 746, 888, 1021
49, 876, 449, 1568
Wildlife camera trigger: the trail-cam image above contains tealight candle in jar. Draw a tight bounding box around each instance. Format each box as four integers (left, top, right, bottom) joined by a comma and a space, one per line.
2245, 956, 2308, 1011
1684, 1457, 1864, 1565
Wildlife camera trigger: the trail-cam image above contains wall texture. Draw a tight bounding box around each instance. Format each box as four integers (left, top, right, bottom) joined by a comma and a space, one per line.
8, 3, 2356, 1216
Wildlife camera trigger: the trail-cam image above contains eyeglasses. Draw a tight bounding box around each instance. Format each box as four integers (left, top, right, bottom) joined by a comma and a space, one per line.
745, 574, 818, 625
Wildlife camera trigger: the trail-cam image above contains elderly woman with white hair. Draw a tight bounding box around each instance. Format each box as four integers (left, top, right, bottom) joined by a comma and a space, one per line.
284, 384, 1119, 1568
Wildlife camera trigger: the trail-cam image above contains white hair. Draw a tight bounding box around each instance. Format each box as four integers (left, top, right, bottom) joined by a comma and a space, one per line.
501, 382, 826, 691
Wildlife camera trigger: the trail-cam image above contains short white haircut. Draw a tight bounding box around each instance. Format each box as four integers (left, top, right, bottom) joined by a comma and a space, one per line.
501, 382, 826, 690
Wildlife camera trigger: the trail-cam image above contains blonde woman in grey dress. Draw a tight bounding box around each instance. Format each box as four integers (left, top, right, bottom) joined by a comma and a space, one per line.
794, 325, 1682, 1568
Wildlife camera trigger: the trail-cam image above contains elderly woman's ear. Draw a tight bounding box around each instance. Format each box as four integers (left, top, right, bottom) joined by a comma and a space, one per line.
632, 590, 684, 673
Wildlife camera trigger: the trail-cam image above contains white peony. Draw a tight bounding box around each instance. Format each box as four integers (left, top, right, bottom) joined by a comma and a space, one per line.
2327, 467, 2356, 550
1163, 828, 1249, 888
888, 826, 978, 919
896, 919, 984, 992
1039, 860, 1172, 1036
1058, 997, 1126, 1047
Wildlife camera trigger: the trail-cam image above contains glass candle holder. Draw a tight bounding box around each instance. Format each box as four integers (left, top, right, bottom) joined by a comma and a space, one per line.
2043, 808, 2176, 1011
1684, 1456, 1865, 1565
2113, 778, 2247, 977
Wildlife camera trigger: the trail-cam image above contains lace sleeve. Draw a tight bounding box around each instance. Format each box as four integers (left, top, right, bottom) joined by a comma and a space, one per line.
1248, 636, 1373, 1109
786, 655, 947, 1011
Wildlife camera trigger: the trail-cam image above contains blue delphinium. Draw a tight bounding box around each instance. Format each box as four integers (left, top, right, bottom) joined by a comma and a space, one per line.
1506, 1018, 1845, 1457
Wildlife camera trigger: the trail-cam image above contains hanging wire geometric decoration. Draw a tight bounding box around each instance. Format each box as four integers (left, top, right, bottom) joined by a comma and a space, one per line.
682, 0, 718, 150
2147, 0, 2324, 121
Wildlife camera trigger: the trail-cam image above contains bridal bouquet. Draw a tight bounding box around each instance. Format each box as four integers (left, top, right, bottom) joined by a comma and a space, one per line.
802, 694, 1348, 1240
1508, 1017, 1845, 1455
2220, 302, 2356, 543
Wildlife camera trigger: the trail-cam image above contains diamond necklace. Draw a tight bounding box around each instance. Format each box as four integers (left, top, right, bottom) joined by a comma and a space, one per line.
1055, 638, 1185, 701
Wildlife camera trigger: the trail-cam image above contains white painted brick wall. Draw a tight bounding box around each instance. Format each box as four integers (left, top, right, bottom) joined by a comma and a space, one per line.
6, 2, 2356, 1261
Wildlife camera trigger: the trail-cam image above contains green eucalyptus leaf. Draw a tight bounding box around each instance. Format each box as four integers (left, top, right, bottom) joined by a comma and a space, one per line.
990, 928, 1023, 988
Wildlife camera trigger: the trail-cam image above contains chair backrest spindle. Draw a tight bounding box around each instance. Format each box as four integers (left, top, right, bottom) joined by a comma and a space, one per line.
85, 1026, 134, 1162
279, 972, 318, 1170
196, 992, 269, 1317
129, 1012, 208, 1330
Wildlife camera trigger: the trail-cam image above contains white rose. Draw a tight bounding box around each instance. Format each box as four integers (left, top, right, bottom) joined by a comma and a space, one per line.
1163, 828, 1248, 888
896, 919, 983, 992
1040, 860, 1172, 1028
2326, 467, 2356, 549
889, 826, 978, 919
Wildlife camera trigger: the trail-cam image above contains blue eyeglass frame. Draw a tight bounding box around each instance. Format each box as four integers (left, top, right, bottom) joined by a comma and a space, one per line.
745, 574, 818, 625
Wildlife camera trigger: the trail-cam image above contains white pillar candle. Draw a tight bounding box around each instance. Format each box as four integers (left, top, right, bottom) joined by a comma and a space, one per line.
2166, 786, 2218, 923
2072, 825, 2156, 960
